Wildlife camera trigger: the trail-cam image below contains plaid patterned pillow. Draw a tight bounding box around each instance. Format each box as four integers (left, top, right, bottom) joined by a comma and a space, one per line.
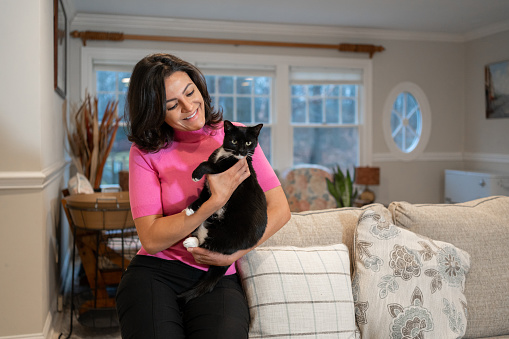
237, 244, 359, 339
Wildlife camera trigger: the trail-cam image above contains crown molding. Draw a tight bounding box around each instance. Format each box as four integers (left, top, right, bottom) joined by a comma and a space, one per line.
71, 13, 467, 43
464, 19, 509, 41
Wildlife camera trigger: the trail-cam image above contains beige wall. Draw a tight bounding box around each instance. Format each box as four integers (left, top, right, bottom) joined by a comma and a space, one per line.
69, 16, 472, 205
0, 0, 66, 336
464, 30, 509, 173
371, 39, 466, 204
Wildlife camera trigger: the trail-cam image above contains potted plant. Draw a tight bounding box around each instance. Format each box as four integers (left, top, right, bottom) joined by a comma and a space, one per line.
326, 166, 358, 208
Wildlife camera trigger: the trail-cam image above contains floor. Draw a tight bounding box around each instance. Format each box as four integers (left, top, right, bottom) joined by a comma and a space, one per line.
53, 304, 121, 339
52, 286, 122, 339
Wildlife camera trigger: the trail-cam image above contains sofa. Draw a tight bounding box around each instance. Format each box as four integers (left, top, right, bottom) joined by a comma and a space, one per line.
236, 195, 509, 339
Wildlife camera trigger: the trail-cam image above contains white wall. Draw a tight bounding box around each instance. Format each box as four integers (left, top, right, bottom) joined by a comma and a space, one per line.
0, 0, 66, 337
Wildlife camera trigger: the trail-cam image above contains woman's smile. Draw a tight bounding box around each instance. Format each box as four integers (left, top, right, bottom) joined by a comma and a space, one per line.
164, 71, 206, 131
183, 108, 198, 120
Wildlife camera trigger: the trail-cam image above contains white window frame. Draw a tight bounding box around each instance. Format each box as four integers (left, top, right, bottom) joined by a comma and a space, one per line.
81, 47, 373, 172
382, 82, 432, 161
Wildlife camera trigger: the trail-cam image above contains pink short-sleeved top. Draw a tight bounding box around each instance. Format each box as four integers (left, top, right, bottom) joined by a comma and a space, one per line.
128, 121, 280, 275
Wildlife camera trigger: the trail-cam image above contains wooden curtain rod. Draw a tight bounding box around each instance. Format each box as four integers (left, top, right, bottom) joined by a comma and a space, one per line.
70, 30, 385, 58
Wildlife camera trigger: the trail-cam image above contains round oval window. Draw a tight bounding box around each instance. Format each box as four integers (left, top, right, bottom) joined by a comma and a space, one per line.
383, 82, 431, 161
391, 92, 422, 153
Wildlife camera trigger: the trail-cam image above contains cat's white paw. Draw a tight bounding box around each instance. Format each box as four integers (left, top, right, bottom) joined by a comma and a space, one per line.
183, 237, 199, 248
184, 207, 195, 216
192, 177, 200, 182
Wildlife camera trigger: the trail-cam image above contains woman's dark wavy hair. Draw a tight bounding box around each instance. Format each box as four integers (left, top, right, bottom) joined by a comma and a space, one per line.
125, 53, 222, 152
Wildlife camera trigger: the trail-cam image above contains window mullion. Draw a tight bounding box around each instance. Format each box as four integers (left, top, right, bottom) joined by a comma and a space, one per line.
339, 86, 343, 125
322, 92, 326, 124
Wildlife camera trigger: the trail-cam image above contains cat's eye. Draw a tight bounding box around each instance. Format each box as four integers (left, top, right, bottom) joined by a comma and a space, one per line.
246, 141, 252, 146
231, 140, 237, 145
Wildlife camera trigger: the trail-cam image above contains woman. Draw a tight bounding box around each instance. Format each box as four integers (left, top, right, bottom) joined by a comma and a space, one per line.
116, 53, 291, 339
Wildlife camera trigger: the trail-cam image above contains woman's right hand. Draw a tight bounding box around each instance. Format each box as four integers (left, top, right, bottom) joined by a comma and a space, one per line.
206, 158, 250, 208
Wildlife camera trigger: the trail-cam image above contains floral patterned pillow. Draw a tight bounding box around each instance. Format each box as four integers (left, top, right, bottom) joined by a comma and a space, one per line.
352, 209, 471, 339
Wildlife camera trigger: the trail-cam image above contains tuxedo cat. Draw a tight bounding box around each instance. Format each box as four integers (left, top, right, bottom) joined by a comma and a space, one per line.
179, 120, 267, 303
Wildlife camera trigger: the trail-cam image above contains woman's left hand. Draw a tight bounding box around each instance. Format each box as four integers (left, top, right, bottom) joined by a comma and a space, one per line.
187, 246, 244, 267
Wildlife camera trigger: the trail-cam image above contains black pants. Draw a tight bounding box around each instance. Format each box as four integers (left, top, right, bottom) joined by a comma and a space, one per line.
115, 255, 250, 339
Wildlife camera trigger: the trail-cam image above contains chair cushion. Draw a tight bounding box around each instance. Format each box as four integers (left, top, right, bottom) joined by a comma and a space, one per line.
281, 165, 336, 212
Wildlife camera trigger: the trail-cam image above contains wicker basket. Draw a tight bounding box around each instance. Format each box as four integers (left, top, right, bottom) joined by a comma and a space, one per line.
65, 192, 134, 230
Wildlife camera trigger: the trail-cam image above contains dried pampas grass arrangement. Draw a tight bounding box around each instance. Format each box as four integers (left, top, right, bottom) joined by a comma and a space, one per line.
63, 93, 120, 189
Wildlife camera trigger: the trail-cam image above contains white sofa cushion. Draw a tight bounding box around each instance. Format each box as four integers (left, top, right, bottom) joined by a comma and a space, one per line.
261, 204, 391, 275
389, 196, 509, 338
237, 244, 359, 339
353, 209, 471, 339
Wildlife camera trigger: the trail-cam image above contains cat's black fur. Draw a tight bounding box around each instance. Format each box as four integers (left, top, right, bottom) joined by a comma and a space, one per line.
178, 120, 267, 303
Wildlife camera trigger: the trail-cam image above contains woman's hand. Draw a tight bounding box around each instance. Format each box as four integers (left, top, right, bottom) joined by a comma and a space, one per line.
206, 158, 250, 208
187, 246, 244, 267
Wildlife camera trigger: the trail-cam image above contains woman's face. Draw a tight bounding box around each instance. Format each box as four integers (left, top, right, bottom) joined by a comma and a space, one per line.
163, 71, 206, 132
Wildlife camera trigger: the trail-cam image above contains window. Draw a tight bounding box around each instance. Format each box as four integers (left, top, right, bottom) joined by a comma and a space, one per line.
290, 67, 363, 171
383, 82, 431, 161
84, 48, 371, 176
204, 74, 273, 163
390, 92, 421, 153
95, 68, 132, 185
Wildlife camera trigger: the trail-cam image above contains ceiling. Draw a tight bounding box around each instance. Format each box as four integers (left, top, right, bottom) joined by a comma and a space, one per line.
71, 0, 509, 35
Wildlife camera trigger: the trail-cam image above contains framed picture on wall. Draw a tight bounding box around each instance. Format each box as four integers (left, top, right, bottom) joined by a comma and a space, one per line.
54, 0, 66, 99
485, 60, 509, 119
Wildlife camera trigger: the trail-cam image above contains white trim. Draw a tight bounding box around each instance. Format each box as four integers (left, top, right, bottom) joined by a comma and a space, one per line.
71, 13, 472, 43
373, 152, 509, 163
373, 152, 463, 162
0, 333, 44, 339
43, 311, 53, 339
274, 63, 292, 170
361, 62, 373, 166
382, 82, 432, 162
464, 152, 509, 164
464, 19, 509, 41
0, 311, 51, 339
0, 161, 67, 190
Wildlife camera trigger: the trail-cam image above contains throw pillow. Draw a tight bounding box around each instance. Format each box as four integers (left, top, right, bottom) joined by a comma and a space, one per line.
389, 196, 509, 338
353, 209, 471, 339
237, 244, 359, 339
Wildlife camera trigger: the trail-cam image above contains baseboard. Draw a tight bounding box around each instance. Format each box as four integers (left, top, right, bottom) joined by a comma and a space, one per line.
43, 311, 54, 339
0, 311, 52, 339
59, 249, 73, 295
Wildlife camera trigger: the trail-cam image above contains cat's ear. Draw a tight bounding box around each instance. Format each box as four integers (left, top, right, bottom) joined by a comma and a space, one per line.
252, 124, 263, 137
224, 120, 233, 132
